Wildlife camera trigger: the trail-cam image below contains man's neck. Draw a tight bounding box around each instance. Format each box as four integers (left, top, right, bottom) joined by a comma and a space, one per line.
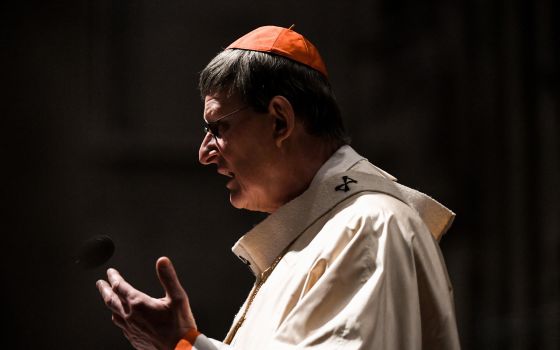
268, 138, 339, 212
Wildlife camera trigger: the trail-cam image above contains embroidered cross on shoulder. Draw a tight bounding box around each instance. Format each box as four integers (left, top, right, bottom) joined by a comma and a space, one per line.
335, 175, 358, 192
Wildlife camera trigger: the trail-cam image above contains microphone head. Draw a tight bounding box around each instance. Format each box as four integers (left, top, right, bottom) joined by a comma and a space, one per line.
75, 235, 115, 270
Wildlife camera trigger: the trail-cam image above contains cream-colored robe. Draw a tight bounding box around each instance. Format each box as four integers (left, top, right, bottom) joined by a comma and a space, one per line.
188, 146, 460, 349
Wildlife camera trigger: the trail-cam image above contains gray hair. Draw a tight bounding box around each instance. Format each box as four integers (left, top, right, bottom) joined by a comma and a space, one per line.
198, 49, 350, 145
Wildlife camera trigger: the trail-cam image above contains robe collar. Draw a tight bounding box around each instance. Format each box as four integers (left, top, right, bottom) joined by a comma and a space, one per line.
231, 145, 454, 276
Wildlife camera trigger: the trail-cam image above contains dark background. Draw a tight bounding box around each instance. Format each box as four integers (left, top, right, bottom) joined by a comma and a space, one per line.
2, 0, 558, 349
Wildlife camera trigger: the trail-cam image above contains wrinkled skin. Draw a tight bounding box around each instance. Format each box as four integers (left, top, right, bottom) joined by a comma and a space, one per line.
96, 257, 196, 350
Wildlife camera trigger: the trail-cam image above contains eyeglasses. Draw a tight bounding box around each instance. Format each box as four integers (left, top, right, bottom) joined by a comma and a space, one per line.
203, 106, 249, 139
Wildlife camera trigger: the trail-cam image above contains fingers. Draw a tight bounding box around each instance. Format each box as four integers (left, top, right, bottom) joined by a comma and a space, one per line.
97, 268, 138, 316
107, 268, 134, 298
96, 279, 127, 315
156, 257, 198, 330
156, 257, 187, 302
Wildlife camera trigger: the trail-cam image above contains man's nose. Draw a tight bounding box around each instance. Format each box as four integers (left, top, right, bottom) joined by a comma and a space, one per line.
199, 133, 218, 165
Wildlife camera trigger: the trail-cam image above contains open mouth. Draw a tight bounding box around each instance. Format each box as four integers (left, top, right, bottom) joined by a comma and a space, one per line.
217, 167, 236, 188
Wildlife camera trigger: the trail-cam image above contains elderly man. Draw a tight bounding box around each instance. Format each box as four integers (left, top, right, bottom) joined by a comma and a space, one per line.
97, 26, 460, 350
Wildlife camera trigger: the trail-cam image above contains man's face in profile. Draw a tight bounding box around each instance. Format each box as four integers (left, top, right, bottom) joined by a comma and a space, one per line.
198, 93, 281, 213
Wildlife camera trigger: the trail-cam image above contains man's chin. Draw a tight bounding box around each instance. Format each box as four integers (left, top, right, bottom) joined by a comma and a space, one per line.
229, 192, 247, 210
231, 196, 277, 214
229, 193, 263, 212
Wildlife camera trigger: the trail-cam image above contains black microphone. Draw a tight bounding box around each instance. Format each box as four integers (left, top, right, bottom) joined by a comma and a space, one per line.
74, 234, 115, 270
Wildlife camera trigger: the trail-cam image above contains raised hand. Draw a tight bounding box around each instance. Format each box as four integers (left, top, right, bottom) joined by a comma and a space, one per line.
96, 257, 197, 350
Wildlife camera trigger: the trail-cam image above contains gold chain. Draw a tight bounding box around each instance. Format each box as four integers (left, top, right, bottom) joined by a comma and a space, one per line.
224, 252, 285, 344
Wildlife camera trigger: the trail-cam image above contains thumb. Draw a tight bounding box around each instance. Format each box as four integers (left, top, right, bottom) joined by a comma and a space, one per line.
156, 256, 187, 302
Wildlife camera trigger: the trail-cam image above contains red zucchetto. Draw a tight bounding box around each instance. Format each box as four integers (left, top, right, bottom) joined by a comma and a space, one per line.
227, 25, 328, 77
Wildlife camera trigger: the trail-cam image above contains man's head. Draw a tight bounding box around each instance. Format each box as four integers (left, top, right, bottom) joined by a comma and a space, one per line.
198, 26, 349, 213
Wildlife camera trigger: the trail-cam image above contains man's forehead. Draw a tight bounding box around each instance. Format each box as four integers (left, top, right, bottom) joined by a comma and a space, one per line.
203, 93, 240, 116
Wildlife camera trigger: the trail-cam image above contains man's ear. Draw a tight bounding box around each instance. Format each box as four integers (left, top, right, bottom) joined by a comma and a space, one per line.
268, 95, 295, 147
